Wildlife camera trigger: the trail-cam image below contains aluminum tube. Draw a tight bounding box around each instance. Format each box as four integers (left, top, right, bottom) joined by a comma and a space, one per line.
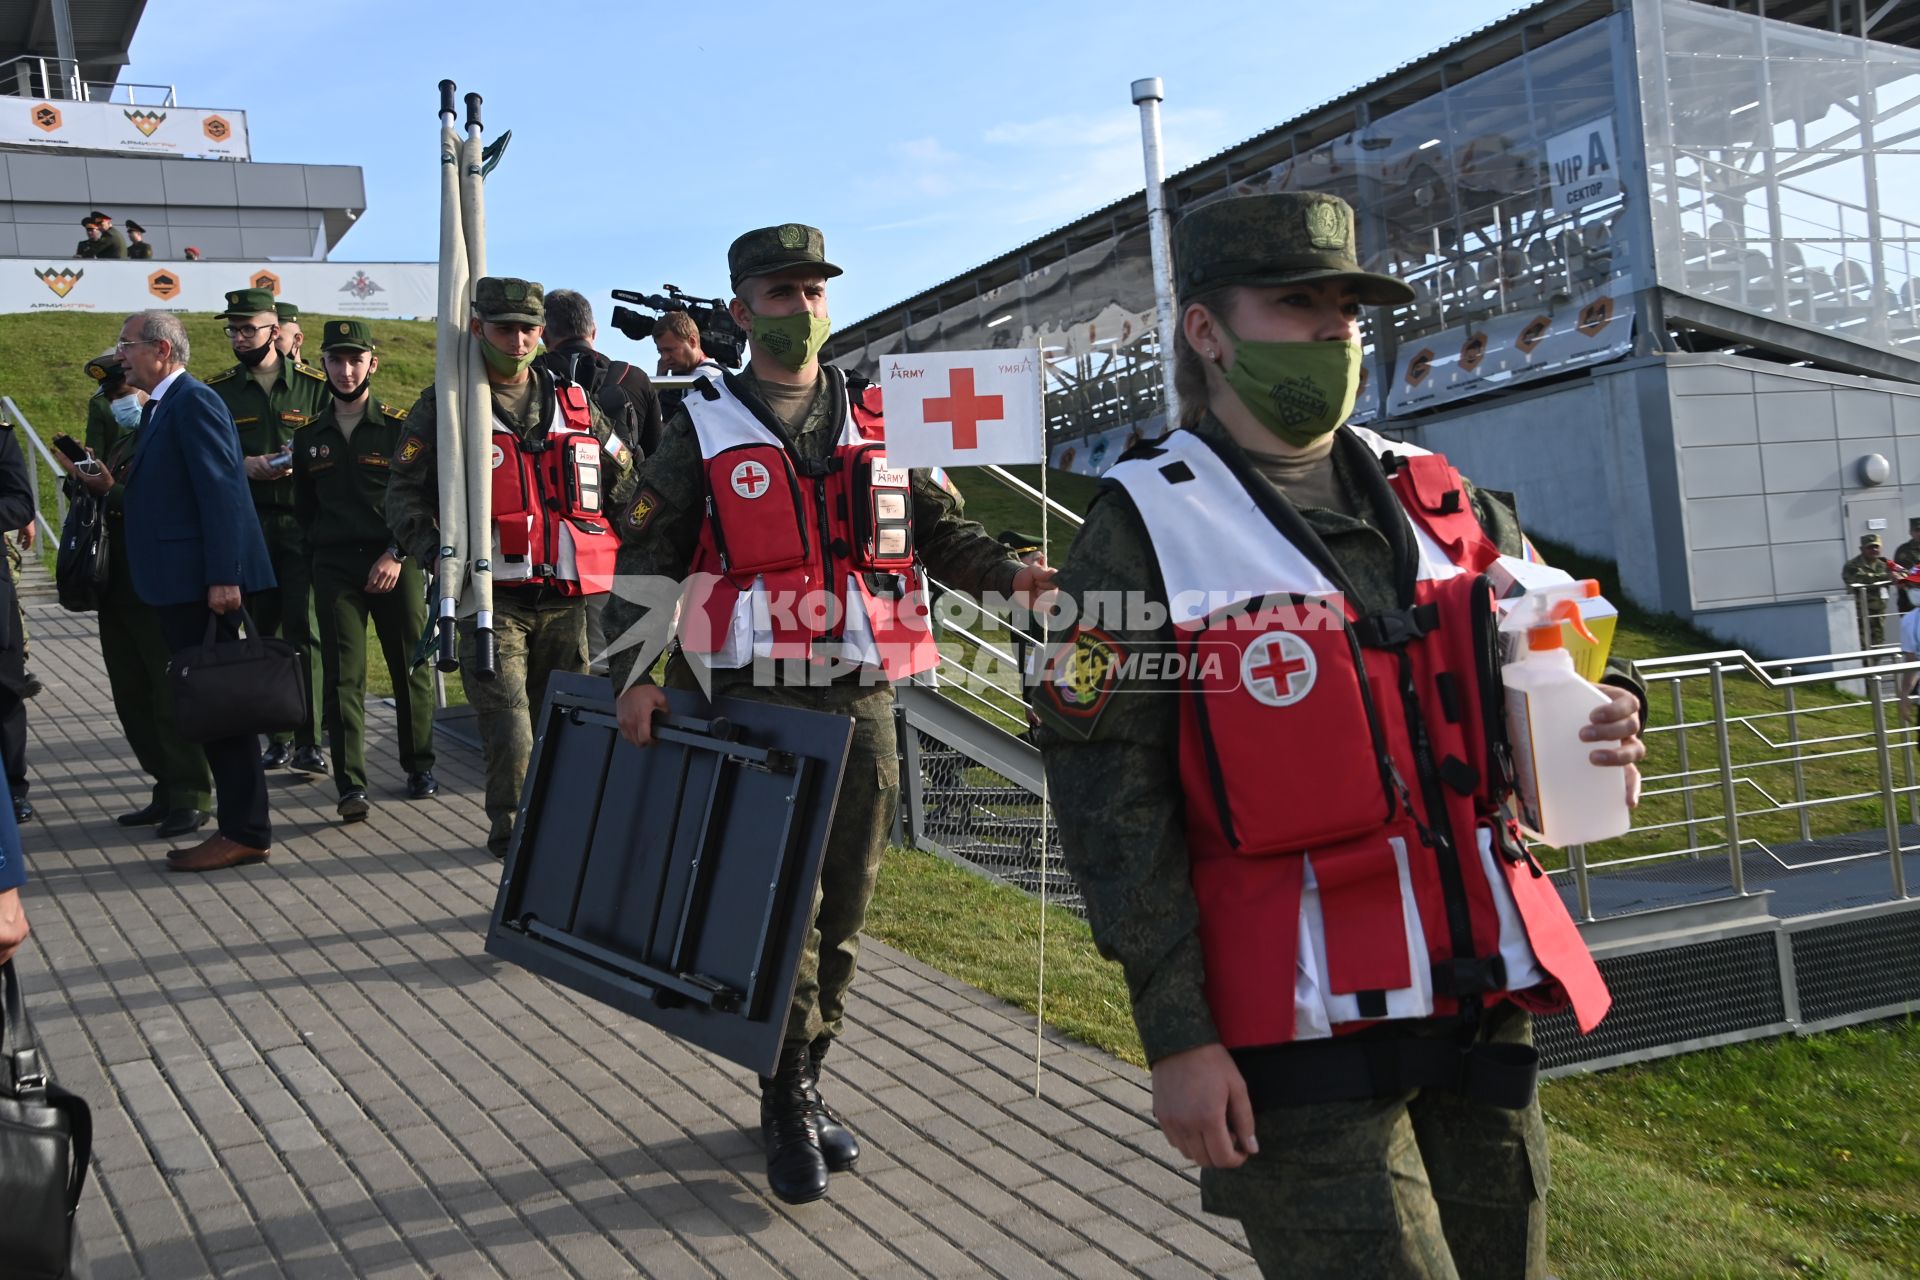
1132, 77, 1180, 429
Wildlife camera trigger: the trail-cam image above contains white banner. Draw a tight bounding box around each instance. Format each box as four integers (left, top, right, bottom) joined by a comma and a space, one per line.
0, 259, 438, 320
1547, 115, 1619, 215
878, 348, 1045, 468
1386, 287, 1634, 417
3, 98, 250, 160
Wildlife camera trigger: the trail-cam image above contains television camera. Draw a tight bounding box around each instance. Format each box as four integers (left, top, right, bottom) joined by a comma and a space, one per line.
610, 285, 747, 369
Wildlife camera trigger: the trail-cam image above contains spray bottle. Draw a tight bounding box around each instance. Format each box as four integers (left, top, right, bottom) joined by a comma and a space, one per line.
1501, 579, 1632, 847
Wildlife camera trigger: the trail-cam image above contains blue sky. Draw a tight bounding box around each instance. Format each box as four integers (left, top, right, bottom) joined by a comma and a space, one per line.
129, 0, 1524, 364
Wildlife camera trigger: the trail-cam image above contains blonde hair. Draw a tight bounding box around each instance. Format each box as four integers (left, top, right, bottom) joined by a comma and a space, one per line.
1172, 286, 1237, 428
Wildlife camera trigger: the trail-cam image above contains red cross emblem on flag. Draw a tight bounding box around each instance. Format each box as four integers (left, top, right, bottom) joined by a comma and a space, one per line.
922, 368, 1004, 451
730, 460, 771, 499
1243, 632, 1316, 707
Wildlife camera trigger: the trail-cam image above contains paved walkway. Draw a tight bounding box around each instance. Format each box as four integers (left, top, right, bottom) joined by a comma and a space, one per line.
11, 601, 1256, 1278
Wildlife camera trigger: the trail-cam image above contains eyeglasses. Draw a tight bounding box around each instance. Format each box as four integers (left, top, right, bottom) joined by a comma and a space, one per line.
113, 339, 157, 353
224, 323, 273, 338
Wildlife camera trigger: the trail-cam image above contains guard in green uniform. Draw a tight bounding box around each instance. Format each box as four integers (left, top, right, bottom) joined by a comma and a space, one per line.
65, 361, 214, 837
1891, 518, 1920, 614
604, 225, 1053, 1206
205, 286, 332, 772
74, 217, 100, 259
88, 211, 127, 259
1843, 533, 1895, 648
126, 220, 153, 260
275, 302, 307, 367
384, 277, 635, 857
292, 320, 438, 822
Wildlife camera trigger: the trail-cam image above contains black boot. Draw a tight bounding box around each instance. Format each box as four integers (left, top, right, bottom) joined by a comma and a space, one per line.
758, 1043, 828, 1204
806, 1037, 859, 1173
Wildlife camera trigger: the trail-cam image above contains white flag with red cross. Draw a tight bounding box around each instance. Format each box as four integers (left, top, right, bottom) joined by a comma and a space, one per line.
875, 349, 1044, 469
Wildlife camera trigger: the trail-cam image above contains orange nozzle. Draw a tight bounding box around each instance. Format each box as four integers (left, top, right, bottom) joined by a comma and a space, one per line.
1551, 598, 1598, 644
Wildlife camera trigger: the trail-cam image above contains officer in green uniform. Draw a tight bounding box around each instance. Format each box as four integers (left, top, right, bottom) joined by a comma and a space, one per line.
275, 302, 307, 367
1891, 518, 1920, 614
89, 211, 127, 259
126, 221, 153, 260
205, 286, 332, 772
385, 277, 635, 857
1033, 193, 1646, 1279
292, 320, 438, 822
605, 225, 1053, 1205
74, 217, 100, 259
1843, 533, 1895, 648
61, 365, 214, 837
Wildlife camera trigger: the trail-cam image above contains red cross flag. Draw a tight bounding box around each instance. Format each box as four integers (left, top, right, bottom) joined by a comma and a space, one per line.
877, 349, 1045, 468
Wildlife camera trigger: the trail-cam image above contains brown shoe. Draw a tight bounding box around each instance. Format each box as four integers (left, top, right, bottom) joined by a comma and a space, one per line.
165, 834, 270, 873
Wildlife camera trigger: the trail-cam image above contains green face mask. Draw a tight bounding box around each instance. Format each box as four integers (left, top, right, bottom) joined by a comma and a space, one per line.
1220, 330, 1362, 447
480, 339, 539, 378
750, 310, 831, 372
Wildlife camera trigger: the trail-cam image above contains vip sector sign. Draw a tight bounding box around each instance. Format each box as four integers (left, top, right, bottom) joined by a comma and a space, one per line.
878, 349, 1045, 468
1547, 115, 1619, 214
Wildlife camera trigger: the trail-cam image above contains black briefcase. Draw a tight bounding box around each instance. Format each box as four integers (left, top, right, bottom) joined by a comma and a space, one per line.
52, 487, 108, 615
0, 960, 92, 1280
167, 606, 307, 745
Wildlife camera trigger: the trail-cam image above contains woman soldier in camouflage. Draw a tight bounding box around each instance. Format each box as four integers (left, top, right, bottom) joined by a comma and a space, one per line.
1034, 191, 1644, 1279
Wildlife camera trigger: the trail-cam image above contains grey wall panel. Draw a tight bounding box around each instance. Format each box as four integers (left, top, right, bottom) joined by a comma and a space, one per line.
84, 157, 166, 203
1670, 362, 1754, 396
5, 153, 90, 202
1687, 495, 1769, 549
1897, 436, 1920, 485
1896, 396, 1920, 437
0, 158, 11, 200
1691, 547, 1775, 603
1681, 444, 1763, 498
1771, 540, 1846, 598
1673, 395, 1758, 446
1839, 437, 1897, 491
15, 224, 77, 256
167, 227, 244, 258
1755, 387, 1836, 443
166, 205, 239, 228
1766, 490, 1846, 545
234, 164, 307, 207
299, 165, 364, 208
238, 227, 319, 258
160, 160, 238, 206
242, 208, 320, 229
1692, 599, 1848, 660
13, 201, 92, 224
0, 225, 20, 255
1762, 441, 1842, 493
1836, 388, 1896, 439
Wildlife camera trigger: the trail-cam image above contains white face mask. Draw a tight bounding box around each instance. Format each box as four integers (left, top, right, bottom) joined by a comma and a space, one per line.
110, 395, 142, 428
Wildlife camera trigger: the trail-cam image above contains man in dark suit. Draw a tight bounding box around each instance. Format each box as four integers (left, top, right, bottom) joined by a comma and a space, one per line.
117, 311, 279, 872
0, 418, 36, 824
0, 772, 26, 964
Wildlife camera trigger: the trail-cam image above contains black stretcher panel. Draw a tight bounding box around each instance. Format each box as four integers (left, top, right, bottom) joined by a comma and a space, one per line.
485, 672, 854, 1075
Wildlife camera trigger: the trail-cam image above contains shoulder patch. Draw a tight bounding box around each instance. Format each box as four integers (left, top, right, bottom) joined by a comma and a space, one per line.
206, 367, 238, 384
397, 435, 427, 466
381, 402, 409, 421
624, 487, 662, 535
1039, 626, 1127, 725
294, 364, 328, 382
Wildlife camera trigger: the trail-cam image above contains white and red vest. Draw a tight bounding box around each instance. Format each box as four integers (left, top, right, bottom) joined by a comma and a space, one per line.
679, 371, 939, 680
1103, 426, 1611, 1048
490, 380, 622, 596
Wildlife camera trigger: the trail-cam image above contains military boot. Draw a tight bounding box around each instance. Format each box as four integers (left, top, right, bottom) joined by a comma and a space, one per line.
807, 1036, 859, 1173
758, 1042, 829, 1204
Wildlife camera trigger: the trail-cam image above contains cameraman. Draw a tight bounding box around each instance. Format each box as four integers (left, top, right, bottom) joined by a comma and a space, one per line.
653, 310, 725, 383
540, 289, 664, 460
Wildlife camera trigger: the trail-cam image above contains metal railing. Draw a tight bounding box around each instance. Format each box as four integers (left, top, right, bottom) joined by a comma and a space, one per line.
2, 396, 71, 549
0, 56, 175, 107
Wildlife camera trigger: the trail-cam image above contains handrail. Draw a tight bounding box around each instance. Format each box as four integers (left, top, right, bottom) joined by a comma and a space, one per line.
2, 396, 68, 546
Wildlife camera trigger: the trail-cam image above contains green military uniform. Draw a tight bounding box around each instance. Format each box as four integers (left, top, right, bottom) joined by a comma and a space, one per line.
206, 287, 331, 755
292, 320, 436, 811
75, 218, 98, 259
90, 216, 127, 259
1891, 520, 1920, 614
92, 395, 215, 817
126, 221, 153, 261
1843, 535, 1895, 648
384, 278, 635, 856
1033, 193, 1623, 1279
275, 302, 308, 367
603, 225, 1030, 1206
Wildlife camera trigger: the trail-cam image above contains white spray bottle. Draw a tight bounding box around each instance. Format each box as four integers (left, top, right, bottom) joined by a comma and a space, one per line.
1501, 580, 1631, 847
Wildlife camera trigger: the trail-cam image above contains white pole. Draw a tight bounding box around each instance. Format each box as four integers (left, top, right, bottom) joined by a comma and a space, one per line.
1132, 77, 1181, 429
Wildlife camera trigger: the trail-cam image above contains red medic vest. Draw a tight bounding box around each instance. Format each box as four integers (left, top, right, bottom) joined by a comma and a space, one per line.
1102, 427, 1611, 1048
490, 380, 621, 596
680, 370, 939, 680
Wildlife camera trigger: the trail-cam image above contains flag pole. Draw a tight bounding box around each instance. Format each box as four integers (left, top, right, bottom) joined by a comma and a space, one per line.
1034, 352, 1050, 1099
1133, 76, 1180, 430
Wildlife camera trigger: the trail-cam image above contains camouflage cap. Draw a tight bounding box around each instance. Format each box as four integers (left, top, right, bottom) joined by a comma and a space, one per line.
728, 223, 843, 288
1173, 192, 1414, 306
275, 302, 300, 322
222, 287, 278, 318
473, 277, 544, 325
320, 318, 374, 352
1863, 533, 1884, 546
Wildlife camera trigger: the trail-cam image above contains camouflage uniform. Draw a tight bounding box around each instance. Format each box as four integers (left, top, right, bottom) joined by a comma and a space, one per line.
383, 279, 635, 857
1032, 192, 1634, 1279
1892, 522, 1920, 613
1842, 538, 1894, 648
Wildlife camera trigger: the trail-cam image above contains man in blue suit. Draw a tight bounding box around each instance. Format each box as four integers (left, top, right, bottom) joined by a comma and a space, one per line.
117, 311, 279, 872
0, 771, 26, 964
